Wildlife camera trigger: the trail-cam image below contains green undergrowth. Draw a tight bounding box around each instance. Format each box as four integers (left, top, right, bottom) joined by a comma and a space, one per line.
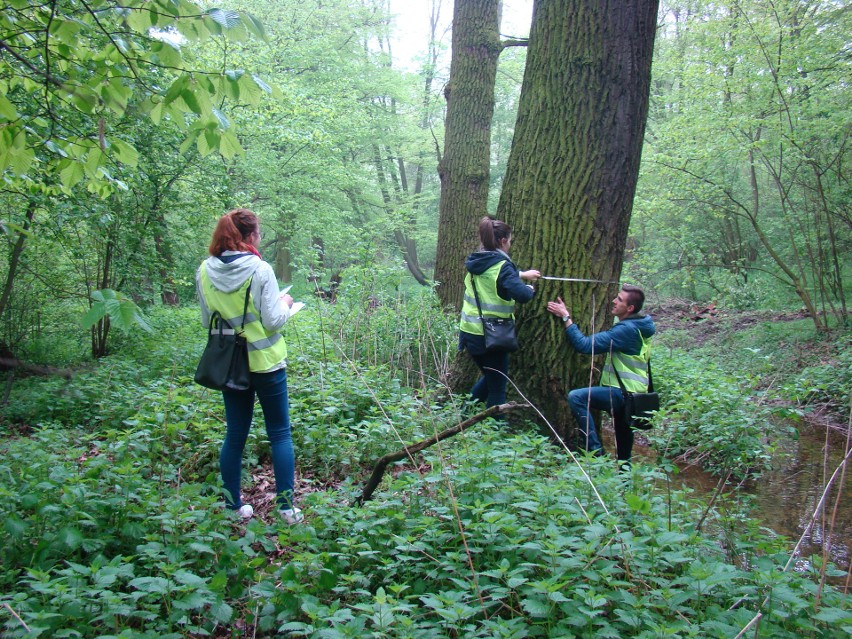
1, 302, 850, 637
1, 419, 848, 638
648, 319, 851, 477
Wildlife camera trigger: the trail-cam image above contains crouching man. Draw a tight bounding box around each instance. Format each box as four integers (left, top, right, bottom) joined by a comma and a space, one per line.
546, 285, 655, 466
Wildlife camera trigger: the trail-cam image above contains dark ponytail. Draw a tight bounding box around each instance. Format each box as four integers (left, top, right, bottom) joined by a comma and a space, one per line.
479, 216, 512, 251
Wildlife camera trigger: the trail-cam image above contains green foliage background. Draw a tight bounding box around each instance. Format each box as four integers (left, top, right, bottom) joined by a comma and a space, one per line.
1, 0, 850, 636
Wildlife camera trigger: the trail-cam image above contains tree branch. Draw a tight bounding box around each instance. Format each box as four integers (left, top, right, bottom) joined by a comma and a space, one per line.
356, 402, 530, 504
500, 38, 529, 49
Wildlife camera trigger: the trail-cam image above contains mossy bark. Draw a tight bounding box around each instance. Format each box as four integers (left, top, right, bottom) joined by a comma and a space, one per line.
498, 0, 659, 441
434, 0, 502, 311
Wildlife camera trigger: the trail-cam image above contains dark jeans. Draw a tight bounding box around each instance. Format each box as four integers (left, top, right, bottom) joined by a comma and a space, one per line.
567, 385, 634, 461
469, 349, 510, 408
221, 367, 296, 510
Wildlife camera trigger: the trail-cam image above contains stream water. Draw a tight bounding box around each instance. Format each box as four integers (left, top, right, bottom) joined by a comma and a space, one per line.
622, 423, 851, 582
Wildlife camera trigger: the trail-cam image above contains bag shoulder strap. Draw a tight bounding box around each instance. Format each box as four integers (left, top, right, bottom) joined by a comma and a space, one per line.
469, 275, 484, 320
208, 276, 253, 334
238, 276, 253, 330
611, 328, 654, 393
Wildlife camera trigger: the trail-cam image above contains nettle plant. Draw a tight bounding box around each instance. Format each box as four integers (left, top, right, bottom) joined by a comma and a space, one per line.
257, 427, 848, 638
647, 348, 779, 478
1, 303, 849, 638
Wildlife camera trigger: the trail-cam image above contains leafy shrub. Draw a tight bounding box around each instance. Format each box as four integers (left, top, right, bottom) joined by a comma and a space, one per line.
648, 349, 780, 477
265, 427, 849, 638
782, 334, 851, 416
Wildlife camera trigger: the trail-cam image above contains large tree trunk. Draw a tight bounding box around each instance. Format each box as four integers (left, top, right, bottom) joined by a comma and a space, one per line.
433, 0, 502, 310
499, 0, 659, 441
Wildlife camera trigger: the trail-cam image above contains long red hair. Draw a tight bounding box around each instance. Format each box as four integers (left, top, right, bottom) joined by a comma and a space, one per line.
208, 208, 259, 256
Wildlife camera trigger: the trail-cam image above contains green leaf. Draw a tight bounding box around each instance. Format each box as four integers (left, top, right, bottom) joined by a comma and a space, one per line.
125, 7, 158, 33
180, 88, 202, 115
110, 138, 139, 167
520, 597, 550, 618
243, 13, 268, 41
8, 145, 35, 175
251, 73, 272, 94
211, 601, 233, 623
0, 94, 18, 120
70, 86, 100, 114
58, 526, 84, 550
129, 576, 172, 594
208, 9, 242, 29
59, 160, 85, 190
101, 78, 132, 115
173, 570, 206, 587
164, 73, 191, 105
48, 19, 82, 45
217, 130, 243, 160
237, 73, 263, 106
151, 40, 183, 68
814, 608, 852, 623
196, 129, 216, 156
211, 108, 230, 130
80, 289, 153, 333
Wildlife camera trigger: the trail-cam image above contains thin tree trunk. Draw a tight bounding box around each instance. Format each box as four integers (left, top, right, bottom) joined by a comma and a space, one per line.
0, 201, 36, 323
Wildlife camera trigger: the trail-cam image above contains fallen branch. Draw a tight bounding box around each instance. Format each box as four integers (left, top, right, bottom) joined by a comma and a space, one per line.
0, 357, 72, 379
356, 402, 529, 504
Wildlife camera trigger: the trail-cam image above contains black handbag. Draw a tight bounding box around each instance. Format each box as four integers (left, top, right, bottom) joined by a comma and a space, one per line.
613, 352, 659, 431
471, 277, 518, 352
194, 279, 253, 391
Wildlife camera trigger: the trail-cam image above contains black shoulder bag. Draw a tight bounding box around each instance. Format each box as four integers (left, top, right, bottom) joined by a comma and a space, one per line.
612, 347, 659, 431
470, 276, 518, 353
194, 278, 253, 391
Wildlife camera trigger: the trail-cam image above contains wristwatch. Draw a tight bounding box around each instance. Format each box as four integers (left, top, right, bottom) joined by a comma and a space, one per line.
561, 314, 570, 323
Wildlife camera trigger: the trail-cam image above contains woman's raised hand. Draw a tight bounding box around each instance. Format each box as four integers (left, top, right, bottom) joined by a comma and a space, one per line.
520, 269, 541, 282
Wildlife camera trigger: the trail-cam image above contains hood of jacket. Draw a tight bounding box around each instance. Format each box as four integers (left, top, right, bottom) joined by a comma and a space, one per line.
621, 313, 656, 340
201, 252, 261, 293
465, 250, 512, 276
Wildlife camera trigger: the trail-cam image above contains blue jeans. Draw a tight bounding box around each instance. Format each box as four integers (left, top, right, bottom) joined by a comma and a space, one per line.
469, 349, 510, 408
568, 385, 634, 461
221, 368, 295, 510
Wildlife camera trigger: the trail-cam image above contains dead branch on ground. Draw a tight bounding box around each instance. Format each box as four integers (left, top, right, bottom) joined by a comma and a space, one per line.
356, 402, 530, 505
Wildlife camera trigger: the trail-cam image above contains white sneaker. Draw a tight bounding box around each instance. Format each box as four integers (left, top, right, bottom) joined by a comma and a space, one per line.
237, 504, 254, 519
281, 507, 303, 524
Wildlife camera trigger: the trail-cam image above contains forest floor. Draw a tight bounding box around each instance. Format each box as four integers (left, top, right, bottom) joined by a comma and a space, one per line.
649, 297, 812, 345
649, 298, 846, 433
246, 299, 849, 522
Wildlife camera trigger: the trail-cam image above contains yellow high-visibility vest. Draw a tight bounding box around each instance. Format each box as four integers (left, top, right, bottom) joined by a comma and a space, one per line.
601, 329, 651, 392
199, 264, 287, 372
459, 261, 515, 335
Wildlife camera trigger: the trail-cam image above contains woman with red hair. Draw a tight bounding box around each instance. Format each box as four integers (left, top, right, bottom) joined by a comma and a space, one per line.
196, 208, 302, 524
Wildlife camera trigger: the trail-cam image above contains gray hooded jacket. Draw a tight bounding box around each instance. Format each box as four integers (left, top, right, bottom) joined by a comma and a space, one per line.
196, 251, 291, 334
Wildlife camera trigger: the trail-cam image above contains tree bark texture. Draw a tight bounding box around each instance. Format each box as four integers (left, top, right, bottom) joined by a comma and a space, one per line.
434, 0, 502, 310
498, 0, 659, 441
